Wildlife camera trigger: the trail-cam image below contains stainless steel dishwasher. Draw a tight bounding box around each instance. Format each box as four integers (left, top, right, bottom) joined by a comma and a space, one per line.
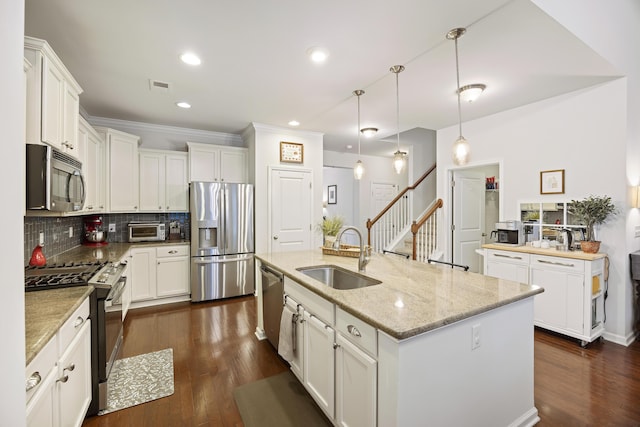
261, 264, 284, 349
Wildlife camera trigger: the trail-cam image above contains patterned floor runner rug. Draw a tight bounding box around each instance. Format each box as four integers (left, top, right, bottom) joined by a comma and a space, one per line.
99, 348, 174, 415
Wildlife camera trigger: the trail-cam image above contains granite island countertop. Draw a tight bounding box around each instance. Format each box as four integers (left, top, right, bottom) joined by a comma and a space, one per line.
25, 240, 190, 365
256, 249, 543, 341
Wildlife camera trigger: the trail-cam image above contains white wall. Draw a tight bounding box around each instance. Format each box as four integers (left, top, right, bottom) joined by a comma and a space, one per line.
323, 150, 406, 235
438, 79, 632, 343
2, 0, 27, 424
244, 123, 324, 254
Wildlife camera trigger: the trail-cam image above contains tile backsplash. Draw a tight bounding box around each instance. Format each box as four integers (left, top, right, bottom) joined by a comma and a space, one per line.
24, 212, 190, 266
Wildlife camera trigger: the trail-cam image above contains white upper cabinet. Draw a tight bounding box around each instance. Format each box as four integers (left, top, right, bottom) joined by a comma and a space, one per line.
78, 117, 105, 212
139, 149, 188, 212
25, 36, 83, 159
187, 142, 248, 183
95, 127, 140, 213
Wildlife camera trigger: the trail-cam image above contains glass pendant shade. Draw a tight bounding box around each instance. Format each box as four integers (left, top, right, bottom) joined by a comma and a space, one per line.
393, 151, 406, 174
452, 136, 470, 165
354, 160, 365, 179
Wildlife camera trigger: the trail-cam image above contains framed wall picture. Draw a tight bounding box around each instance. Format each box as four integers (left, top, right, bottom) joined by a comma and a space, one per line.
280, 141, 304, 163
328, 185, 337, 204
540, 169, 565, 194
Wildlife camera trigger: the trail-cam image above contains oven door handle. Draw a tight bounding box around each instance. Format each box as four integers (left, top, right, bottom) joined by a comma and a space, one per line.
105, 276, 127, 308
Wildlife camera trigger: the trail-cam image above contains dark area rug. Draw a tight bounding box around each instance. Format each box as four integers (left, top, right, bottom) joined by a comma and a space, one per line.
233, 370, 332, 427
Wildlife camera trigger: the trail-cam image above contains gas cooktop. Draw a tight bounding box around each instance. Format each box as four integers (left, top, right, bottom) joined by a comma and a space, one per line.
24, 261, 107, 291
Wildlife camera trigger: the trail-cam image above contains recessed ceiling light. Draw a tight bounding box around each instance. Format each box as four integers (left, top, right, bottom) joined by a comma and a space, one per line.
288, 120, 300, 126
176, 101, 191, 109
180, 52, 201, 66
346, 145, 353, 150
306, 47, 329, 63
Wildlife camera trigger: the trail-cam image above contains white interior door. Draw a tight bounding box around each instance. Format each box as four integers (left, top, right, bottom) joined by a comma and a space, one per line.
370, 182, 397, 247
452, 170, 485, 273
270, 168, 312, 253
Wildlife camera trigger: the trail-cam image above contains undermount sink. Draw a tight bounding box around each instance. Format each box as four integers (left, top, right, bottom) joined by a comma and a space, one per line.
296, 265, 381, 290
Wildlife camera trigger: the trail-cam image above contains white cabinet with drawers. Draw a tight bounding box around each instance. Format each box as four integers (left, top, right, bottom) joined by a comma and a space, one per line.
282, 276, 377, 426
26, 297, 92, 427
130, 244, 190, 308
483, 246, 606, 346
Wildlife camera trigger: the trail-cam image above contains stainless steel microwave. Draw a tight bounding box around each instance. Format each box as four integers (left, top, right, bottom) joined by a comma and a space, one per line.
128, 222, 166, 242
26, 144, 85, 212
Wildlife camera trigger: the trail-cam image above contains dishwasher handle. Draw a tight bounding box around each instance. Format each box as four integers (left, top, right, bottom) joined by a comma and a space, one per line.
260, 265, 283, 282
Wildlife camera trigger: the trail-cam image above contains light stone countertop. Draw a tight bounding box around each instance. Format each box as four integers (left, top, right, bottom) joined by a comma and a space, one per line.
25, 286, 94, 365
481, 243, 607, 261
256, 249, 543, 341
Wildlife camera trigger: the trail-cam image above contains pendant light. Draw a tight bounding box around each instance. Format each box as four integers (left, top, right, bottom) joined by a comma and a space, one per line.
390, 65, 406, 174
447, 27, 471, 165
353, 89, 365, 180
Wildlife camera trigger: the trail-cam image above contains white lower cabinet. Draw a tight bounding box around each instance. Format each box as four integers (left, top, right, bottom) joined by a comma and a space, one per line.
131, 244, 190, 306
156, 246, 190, 297
26, 297, 91, 427
283, 276, 378, 426
57, 320, 92, 427
484, 249, 529, 283
303, 311, 335, 419
335, 333, 377, 427
484, 247, 606, 345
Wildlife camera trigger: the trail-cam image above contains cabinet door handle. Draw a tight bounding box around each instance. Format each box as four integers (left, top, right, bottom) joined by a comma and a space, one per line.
26, 372, 42, 392
493, 253, 522, 260
159, 206, 162, 210
64, 363, 75, 373
347, 325, 362, 337
73, 316, 84, 328
333, 343, 340, 350
537, 259, 575, 267
166, 206, 170, 210
57, 375, 69, 384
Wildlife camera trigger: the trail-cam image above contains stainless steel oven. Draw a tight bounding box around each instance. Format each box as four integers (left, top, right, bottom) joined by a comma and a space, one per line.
89, 261, 128, 413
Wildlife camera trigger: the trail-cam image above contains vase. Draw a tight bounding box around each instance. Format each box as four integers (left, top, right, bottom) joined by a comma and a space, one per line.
581, 241, 600, 254
324, 235, 336, 249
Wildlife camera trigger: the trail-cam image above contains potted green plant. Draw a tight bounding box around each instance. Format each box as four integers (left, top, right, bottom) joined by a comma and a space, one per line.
568, 195, 617, 253
317, 215, 344, 248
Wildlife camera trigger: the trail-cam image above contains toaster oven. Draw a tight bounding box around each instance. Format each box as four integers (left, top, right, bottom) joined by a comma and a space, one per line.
128, 222, 166, 242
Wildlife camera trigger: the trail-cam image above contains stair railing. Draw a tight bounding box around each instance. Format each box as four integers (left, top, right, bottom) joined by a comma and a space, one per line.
366, 163, 437, 251
411, 198, 443, 262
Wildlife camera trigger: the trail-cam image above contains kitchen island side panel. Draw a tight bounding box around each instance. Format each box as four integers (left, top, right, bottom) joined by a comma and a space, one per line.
378, 297, 538, 427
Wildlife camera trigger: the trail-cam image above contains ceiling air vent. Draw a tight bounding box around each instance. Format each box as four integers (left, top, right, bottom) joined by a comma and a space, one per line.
149, 79, 171, 93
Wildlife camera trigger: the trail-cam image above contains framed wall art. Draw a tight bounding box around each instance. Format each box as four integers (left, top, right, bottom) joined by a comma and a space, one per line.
280, 141, 304, 163
328, 185, 337, 204
540, 169, 565, 194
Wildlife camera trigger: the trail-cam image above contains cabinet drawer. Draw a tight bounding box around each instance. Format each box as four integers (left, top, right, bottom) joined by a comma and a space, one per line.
156, 245, 189, 257
336, 307, 377, 357
531, 255, 584, 273
486, 250, 529, 265
25, 335, 57, 403
284, 277, 334, 325
58, 297, 90, 355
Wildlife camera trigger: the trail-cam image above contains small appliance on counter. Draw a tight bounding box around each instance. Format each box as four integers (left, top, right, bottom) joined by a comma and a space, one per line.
83, 215, 108, 246
169, 221, 182, 240
495, 220, 524, 245
128, 221, 166, 242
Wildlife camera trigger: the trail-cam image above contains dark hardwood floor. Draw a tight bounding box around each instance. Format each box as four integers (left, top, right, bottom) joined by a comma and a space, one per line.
82, 296, 640, 427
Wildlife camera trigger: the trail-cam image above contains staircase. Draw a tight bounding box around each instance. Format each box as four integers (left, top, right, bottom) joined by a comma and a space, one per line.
366, 164, 443, 263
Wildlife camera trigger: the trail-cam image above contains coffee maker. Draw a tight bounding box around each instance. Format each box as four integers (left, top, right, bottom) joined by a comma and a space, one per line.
83, 215, 108, 246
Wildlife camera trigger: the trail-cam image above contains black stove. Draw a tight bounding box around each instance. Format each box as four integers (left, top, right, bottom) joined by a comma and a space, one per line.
24, 261, 107, 291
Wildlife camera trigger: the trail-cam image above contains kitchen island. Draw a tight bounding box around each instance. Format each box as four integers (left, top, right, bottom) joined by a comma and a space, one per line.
256, 250, 543, 427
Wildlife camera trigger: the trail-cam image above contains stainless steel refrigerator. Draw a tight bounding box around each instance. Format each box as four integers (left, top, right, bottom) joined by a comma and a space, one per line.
190, 181, 255, 301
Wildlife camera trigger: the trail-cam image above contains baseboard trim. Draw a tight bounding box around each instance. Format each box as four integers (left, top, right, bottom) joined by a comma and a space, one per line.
509, 407, 540, 427
255, 327, 267, 340
603, 330, 638, 347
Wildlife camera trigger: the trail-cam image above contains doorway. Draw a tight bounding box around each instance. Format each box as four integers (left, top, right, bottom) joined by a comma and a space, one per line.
449, 163, 500, 273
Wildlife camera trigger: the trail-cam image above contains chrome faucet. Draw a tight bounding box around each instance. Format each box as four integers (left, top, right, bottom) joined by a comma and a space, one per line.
333, 226, 370, 272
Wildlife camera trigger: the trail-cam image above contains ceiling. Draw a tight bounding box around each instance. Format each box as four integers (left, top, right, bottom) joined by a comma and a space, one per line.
24, 0, 620, 157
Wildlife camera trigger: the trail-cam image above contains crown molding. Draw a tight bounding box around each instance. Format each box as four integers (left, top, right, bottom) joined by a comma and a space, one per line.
247, 122, 324, 139
87, 116, 243, 145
